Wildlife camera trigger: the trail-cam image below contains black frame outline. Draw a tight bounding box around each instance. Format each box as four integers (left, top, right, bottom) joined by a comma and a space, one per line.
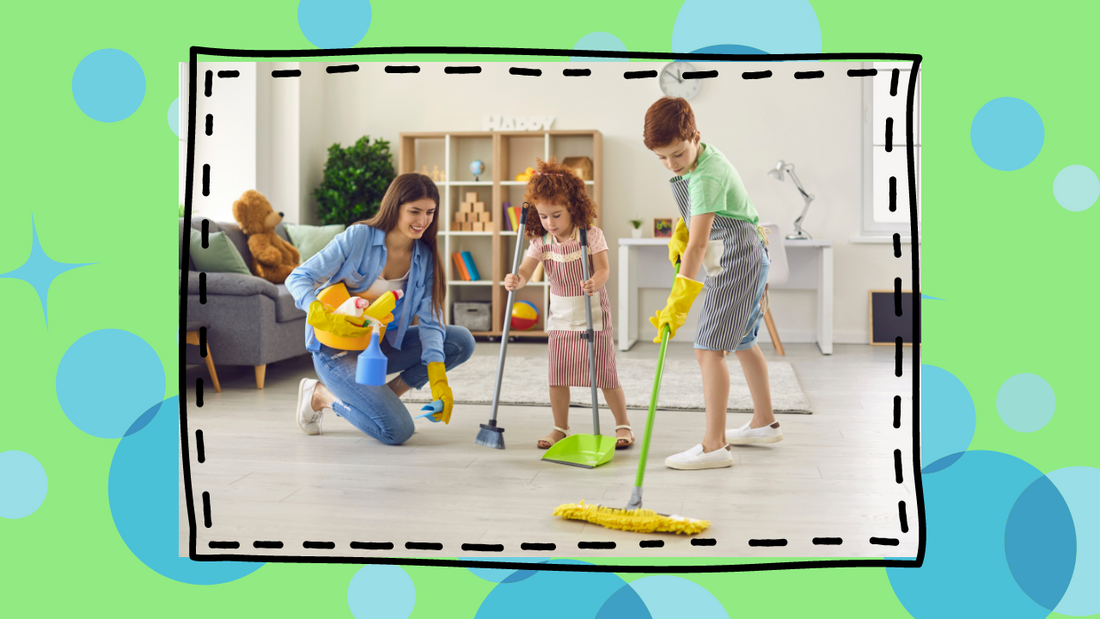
179, 45, 922, 574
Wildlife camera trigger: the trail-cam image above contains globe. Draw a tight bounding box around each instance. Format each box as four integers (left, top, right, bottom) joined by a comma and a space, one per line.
469, 160, 485, 179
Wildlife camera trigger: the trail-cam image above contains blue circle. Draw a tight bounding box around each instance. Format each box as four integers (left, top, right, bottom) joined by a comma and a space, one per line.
887, 451, 1061, 619
1005, 474, 1076, 610
970, 97, 1044, 171
679, 44, 769, 62
920, 365, 976, 473
348, 565, 415, 619
476, 560, 628, 618
168, 97, 179, 137
467, 557, 545, 583
0, 451, 48, 519
109, 396, 262, 584
1053, 165, 1099, 212
672, 0, 821, 55
996, 373, 1056, 433
1048, 467, 1100, 616
571, 32, 628, 62
57, 329, 166, 439
624, 576, 728, 618
298, 0, 372, 49
71, 49, 146, 123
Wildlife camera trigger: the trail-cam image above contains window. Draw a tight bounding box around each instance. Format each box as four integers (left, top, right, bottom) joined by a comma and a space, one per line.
859, 62, 920, 242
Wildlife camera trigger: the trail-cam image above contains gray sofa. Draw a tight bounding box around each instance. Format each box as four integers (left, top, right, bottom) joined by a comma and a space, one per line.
180, 217, 308, 388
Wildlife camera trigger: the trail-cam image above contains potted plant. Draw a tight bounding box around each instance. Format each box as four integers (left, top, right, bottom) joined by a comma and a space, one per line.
629, 218, 644, 238
314, 136, 396, 226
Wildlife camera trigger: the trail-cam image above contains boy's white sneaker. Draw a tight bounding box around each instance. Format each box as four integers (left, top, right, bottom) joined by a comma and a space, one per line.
726, 421, 783, 445
296, 378, 325, 435
665, 444, 734, 470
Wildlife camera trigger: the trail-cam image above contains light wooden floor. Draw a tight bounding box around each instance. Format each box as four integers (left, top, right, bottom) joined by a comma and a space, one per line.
180, 341, 918, 561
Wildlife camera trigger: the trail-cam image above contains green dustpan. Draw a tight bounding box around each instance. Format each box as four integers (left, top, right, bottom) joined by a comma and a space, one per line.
542, 227, 616, 469
543, 433, 618, 468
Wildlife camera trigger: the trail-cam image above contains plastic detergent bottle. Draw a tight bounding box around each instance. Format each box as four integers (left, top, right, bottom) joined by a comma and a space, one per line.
354, 291, 403, 386
364, 290, 402, 323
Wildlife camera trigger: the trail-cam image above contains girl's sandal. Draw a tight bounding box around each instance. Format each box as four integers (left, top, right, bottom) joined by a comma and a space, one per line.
537, 426, 570, 450
615, 425, 635, 450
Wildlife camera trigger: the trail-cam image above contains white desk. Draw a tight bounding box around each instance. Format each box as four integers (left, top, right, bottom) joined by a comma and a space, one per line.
617, 238, 833, 354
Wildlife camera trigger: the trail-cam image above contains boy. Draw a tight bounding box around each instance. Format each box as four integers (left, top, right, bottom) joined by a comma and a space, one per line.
644, 96, 782, 470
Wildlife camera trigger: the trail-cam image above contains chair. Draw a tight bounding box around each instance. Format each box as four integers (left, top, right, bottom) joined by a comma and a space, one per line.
759, 222, 788, 356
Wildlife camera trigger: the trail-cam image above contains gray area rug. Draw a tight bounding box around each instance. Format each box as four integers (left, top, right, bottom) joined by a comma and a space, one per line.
400, 356, 812, 414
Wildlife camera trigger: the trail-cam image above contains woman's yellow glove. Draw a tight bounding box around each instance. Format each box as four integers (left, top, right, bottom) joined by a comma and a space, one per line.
426, 362, 454, 424
649, 275, 704, 342
667, 217, 690, 267
307, 300, 372, 339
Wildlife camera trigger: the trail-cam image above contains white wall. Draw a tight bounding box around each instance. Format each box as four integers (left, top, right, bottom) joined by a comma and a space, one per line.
188, 63, 257, 224
198, 60, 913, 345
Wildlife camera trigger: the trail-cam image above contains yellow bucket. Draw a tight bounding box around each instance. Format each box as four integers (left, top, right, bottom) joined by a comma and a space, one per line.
314, 283, 374, 350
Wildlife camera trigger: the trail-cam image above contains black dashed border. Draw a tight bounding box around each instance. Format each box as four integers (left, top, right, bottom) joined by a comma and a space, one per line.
179, 47, 922, 573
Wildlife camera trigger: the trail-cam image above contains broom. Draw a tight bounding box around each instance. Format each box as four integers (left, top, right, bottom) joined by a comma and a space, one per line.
553, 262, 710, 535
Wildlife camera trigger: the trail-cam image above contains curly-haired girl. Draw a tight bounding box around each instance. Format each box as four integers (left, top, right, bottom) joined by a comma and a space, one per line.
503, 159, 634, 450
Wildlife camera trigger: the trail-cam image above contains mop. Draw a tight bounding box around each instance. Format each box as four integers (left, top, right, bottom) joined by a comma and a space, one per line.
475, 203, 530, 449
553, 262, 710, 534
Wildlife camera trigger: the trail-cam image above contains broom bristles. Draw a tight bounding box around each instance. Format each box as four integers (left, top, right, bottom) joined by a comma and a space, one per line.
553, 501, 709, 535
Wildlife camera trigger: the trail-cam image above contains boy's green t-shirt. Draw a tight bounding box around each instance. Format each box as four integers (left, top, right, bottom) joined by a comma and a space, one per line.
684, 142, 762, 239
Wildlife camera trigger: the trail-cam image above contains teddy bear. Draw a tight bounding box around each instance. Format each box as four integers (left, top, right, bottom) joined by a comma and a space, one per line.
231, 189, 300, 285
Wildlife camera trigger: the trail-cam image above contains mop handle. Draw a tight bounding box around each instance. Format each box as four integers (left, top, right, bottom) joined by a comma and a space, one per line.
578, 227, 599, 436
633, 261, 680, 490
488, 203, 529, 423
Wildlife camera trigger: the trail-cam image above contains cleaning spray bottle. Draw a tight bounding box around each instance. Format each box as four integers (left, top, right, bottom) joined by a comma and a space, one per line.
354, 291, 402, 386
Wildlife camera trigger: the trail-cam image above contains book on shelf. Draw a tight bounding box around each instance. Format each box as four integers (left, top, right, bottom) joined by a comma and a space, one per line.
507, 206, 520, 232
460, 251, 481, 281
501, 202, 513, 231
452, 253, 471, 281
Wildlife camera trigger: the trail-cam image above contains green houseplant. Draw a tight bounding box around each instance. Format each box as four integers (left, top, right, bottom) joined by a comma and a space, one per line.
314, 136, 396, 226
629, 218, 644, 238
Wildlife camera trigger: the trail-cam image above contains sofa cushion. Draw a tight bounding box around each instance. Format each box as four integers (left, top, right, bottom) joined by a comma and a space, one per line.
189, 229, 252, 275
188, 217, 294, 274
273, 284, 306, 323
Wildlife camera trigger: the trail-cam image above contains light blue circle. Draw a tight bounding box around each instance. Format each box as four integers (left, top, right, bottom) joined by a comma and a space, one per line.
475, 560, 628, 618
71, 49, 146, 123
298, 0, 372, 49
887, 451, 1058, 619
1053, 165, 1099, 212
57, 329, 166, 439
467, 557, 545, 583
996, 373, 1055, 433
348, 565, 415, 619
1048, 467, 1100, 616
0, 451, 48, 519
168, 97, 179, 137
672, 0, 821, 55
109, 396, 262, 584
920, 365, 976, 473
1005, 473, 1076, 610
626, 576, 729, 618
970, 97, 1044, 171
571, 32, 628, 62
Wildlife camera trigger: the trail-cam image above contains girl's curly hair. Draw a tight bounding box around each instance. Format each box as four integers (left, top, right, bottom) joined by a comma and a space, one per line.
522, 158, 598, 238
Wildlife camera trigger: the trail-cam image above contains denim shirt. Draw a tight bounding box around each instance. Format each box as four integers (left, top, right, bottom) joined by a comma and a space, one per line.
285, 224, 445, 365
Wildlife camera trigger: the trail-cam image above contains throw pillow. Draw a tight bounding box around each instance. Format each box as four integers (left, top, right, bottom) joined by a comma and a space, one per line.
286, 224, 346, 262
189, 228, 252, 275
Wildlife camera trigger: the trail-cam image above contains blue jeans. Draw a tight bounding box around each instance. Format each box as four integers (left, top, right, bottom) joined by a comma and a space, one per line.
311, 326, 475, 445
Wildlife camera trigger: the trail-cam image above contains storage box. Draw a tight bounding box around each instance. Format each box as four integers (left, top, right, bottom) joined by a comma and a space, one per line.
453, 301, 491, 332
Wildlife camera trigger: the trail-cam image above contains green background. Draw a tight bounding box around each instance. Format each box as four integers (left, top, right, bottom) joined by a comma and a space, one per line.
2, 0, 1098, 616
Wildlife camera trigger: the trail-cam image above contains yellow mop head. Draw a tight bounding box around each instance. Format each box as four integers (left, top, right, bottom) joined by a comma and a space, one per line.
553, 501, 710, 535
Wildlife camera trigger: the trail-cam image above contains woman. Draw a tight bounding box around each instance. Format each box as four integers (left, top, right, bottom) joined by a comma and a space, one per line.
286, 173, 475, 445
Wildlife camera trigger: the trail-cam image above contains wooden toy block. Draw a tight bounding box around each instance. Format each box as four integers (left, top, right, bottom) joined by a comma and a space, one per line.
473, 202, 486, 212
455, 212, 468, 222
450, 219, 463, 231
477, 212, 491, 223
460, 222, 472, 231
471, 222, 485, 232
459, 202, 473, 213
465, 192, 478, 203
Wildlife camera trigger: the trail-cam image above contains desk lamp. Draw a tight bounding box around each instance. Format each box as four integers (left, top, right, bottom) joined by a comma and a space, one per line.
768, 160, 815, 240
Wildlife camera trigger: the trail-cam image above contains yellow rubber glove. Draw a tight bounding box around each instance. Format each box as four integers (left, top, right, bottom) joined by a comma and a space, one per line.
426, 362, 454, 424
649, 275, 704, 343
307, 300, 372, 339
667, 217, 689, 267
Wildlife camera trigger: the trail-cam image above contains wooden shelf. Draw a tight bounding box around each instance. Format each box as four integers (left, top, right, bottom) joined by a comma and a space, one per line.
400, 129, 602, 339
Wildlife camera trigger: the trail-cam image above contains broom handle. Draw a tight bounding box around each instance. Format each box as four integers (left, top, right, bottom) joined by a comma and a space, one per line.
578, 227, 599, 436
488, 203, 529, 423
633, 262, 680, 491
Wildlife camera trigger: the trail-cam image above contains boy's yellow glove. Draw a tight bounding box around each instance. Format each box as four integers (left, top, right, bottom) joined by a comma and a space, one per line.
649, 275, 704, 342
307, 301, 372, 338
426, 362, 454, 424
667, 218, 689, 267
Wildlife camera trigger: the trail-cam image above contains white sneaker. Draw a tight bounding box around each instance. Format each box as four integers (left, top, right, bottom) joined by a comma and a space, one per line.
665, 444, 734, 470
296, 378, 325, 435
726, 421, 783, 445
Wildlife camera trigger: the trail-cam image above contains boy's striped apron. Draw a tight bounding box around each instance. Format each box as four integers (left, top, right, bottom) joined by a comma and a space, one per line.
670, 175, 765, 351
